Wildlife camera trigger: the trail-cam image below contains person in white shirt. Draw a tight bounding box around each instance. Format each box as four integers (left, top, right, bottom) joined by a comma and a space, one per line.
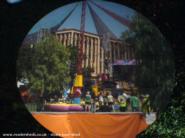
107, 91, 114, 111
99, 92, 104, 105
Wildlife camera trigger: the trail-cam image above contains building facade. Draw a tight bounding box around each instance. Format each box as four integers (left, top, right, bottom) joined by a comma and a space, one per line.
56, 28, 135, 77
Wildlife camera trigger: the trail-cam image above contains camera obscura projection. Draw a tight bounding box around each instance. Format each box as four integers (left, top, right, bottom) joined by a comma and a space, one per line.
17, 0, 174, 131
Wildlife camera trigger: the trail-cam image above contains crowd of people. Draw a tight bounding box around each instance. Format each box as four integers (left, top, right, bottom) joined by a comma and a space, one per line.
45, 89, 151, 113
80, 90, 151, 113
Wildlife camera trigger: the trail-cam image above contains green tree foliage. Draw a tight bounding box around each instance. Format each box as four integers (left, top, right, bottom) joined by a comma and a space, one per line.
139, 73, 185, 138
16, 44, 32, 79
121, 14, 175, 111
17, 35, 71, 96
123, 14, 185, 138
139, 98, 185, 138
68, 45, 78, 80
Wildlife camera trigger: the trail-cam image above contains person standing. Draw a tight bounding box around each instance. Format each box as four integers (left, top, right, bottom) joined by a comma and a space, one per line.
95, 98, 100, 112
107, 91, 114, 112
91, 98, 95, 112
130, 93, 140, 112
99, 92, 104, 105
80, 98, 85, 111
85, 91, 91, 112
118, 96, 127, 112
101, 91, 109, 112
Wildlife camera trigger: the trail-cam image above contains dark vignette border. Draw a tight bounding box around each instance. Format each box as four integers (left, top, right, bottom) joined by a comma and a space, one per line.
0, 0, 184, 137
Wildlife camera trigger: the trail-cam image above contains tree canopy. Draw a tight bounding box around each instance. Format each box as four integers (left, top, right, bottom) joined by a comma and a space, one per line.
17, 35, 71, 97
121, 14, 175, 111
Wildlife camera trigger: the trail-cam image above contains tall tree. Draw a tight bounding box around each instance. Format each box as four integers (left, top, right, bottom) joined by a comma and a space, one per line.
68, 45, 78, 81
121, 14, 175, 111
17, 35, 71, 97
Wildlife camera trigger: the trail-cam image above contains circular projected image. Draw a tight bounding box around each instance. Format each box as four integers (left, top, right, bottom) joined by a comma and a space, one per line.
16, 0, 175, 137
